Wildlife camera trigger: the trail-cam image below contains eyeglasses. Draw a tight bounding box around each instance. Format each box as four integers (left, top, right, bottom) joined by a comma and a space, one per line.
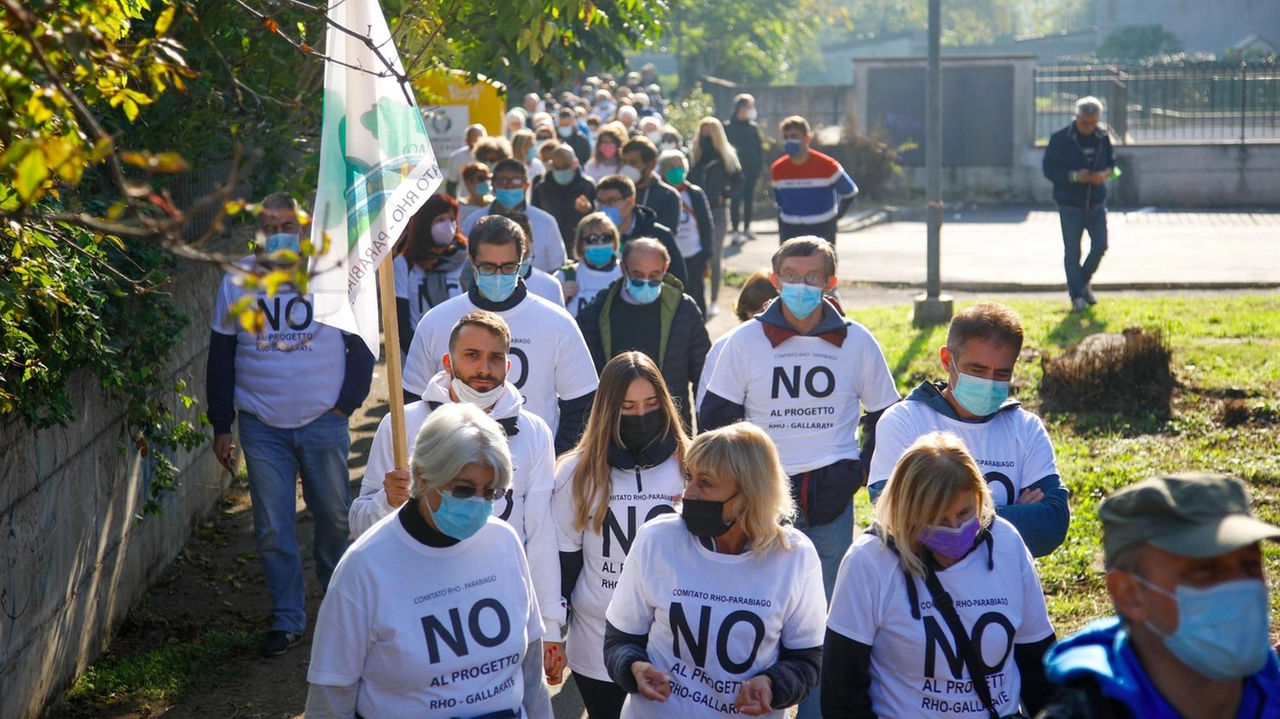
779, 272, 828, 287
597, 196, 628, 208
493, 177, 526, 190
440, 483, 510, 502
476, 262, 522, 275
582, 233, 613, 246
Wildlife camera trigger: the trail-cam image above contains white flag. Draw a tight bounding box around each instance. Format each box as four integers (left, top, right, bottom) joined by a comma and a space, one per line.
310, 0, 440, 356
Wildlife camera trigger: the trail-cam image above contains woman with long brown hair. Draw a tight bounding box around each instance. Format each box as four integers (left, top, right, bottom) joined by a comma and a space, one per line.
550, 352, 690, 718
393, 194, 467, 349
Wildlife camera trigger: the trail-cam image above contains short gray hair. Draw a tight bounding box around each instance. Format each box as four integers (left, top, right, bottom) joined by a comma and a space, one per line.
550, 144, 577, 165
1076, 96, 1104, 117
621, 237, 670, 267
772, 236, 836, 278
409, 403, 512, 498
657, 150, 687, 173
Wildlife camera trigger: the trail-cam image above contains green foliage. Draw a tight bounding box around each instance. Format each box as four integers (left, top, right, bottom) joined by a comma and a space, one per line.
1098, 24, 1183, 61
663, 83, 716, 140
670, 0, 830, 87
851, 294, 1280, 631
819, 121, 914, 201
0, 218, 205, 516
66, 628, 255, 706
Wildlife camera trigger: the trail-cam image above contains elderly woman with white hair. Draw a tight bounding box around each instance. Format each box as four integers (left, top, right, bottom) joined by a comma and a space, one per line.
305, 403, 552, 719
603, 423, 827, 718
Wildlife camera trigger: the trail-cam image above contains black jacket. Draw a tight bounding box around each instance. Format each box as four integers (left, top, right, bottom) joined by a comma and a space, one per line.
634, 178, 681, 234
682, 181, 715, 256
531, 169, 596, 253
562, 130, 592, 165
577, 275, 710, 430
1042, 122, 1115, 210
725, 117, 764, 168
690, 151, 744, 208
622, 204, 688, 287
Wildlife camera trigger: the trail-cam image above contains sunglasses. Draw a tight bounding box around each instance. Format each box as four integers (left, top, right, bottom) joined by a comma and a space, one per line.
582, 233, 613, 245
440, 484, 510, 502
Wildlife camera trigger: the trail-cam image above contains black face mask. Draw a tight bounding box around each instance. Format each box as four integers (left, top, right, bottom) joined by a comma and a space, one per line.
681, 496, 738, 538
699, 136, 716, 152
618, 411, 666, 453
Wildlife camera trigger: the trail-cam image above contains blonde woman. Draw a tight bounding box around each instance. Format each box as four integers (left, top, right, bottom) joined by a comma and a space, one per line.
556, 212, 623, 318
511, 129, 546, 182
551, 352, 689, 718
821, 432, 1057, 719
604, 423, 826, 719
689, 117, 743, 317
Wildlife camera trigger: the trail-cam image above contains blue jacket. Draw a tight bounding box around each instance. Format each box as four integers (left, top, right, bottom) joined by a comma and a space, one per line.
1039, 617, 1280, 719
1042, 123, 1114, 210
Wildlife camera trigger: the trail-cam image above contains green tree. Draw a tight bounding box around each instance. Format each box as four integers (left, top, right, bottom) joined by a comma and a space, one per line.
1097, 25, 1183, 60
670, 0, 829, 87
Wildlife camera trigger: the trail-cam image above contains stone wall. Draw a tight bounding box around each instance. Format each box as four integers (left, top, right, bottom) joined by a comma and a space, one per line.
0, 256, 230, 719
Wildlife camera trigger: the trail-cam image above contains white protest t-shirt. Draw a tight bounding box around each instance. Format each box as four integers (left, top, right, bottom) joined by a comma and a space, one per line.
551, 454, 684, 681
606, 515, 827, 719
308, 516, 542, 717
210, 256, 346, 428
696, 321, 752, 409
392, 255, 465, 330
460, 204, 568, 274
825, 518, 1055, 719
703, 319, 900, 474
402, 292, 599, 430
526, 267, 565, 308
674, 188, 701, 257
350, 376, 564, 640
556, 263, 622, 318
869, 397, 1059, 507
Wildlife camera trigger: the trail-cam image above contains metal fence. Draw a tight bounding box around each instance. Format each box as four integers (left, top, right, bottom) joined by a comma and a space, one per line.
1035, 61, 1280, 143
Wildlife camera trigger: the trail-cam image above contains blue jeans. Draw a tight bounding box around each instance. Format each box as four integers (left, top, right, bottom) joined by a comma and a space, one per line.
791, 501, 854, 719
239, 411, 352, 634
1058, 206, 1108, 299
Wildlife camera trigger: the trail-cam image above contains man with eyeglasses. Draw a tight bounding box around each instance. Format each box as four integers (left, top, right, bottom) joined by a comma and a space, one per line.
700, 236, 899, 602
576, 237, 710, 430
353, 310, 566, 682
595, 174, 687, 287
461, 158, 567, 274
404, 215, 598, 455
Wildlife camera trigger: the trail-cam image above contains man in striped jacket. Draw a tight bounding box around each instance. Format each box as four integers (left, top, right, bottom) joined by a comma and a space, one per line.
770, 115, 858, 246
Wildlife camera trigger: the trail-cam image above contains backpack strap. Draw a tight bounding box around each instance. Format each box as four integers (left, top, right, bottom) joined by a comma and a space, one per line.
921, 567, 1001, 719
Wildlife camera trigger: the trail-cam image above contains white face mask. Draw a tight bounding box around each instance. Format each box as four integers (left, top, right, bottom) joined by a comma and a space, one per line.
450, 374, 505, 410
620, 165, 644, 183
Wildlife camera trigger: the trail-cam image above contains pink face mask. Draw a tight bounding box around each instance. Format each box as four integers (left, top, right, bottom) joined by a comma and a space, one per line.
599, 143, 618, 160
431, 220, 457, 246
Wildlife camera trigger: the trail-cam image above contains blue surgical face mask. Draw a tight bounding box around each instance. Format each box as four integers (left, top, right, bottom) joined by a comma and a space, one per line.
263, 232, 301, 255
427, 490, 493, 540
627, 277, 662, 304
558, 126, 573, 138
779, 282, 823, 319
474, 180, 492, 197
552, 168, 575, 186
526, 148, 536, 162
474, 264, 520, 302
600, 204, 623, 227
784, 138, 803, 157
583, 244, 616, 266
494, 188, 524, 209
518, 258, 532, 278
1134, 576, 1272, 682
950, 360, 1010, 417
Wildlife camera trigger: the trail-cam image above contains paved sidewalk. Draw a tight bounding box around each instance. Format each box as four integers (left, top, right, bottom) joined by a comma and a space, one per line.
723, 207, 1280, 290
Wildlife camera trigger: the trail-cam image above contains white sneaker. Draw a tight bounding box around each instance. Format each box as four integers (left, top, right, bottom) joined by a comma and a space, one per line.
730, 231, 742, 246
707, 301, 720, 318
745, 229, 758, 241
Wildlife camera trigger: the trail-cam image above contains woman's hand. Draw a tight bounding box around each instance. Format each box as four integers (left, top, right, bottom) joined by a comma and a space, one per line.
734, 675, 773, 716
543, 641, 566, 685
562, 280, 579, 300
630, 661, 671, 702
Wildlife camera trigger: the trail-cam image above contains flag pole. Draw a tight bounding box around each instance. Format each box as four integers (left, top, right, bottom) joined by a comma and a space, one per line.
377, 254, 408, 471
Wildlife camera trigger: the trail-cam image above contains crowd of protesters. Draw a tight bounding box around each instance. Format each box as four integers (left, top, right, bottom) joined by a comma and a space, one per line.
204, 67, 1280, 719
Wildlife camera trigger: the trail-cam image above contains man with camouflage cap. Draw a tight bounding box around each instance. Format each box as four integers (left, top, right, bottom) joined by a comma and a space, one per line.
1036, 473, 1280, 719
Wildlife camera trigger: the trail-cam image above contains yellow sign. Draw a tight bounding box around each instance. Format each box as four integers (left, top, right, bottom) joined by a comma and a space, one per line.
412, 69, 506, 175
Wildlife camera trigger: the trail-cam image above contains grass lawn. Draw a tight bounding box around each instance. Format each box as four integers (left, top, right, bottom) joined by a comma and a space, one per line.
848, 294, 1280, 635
